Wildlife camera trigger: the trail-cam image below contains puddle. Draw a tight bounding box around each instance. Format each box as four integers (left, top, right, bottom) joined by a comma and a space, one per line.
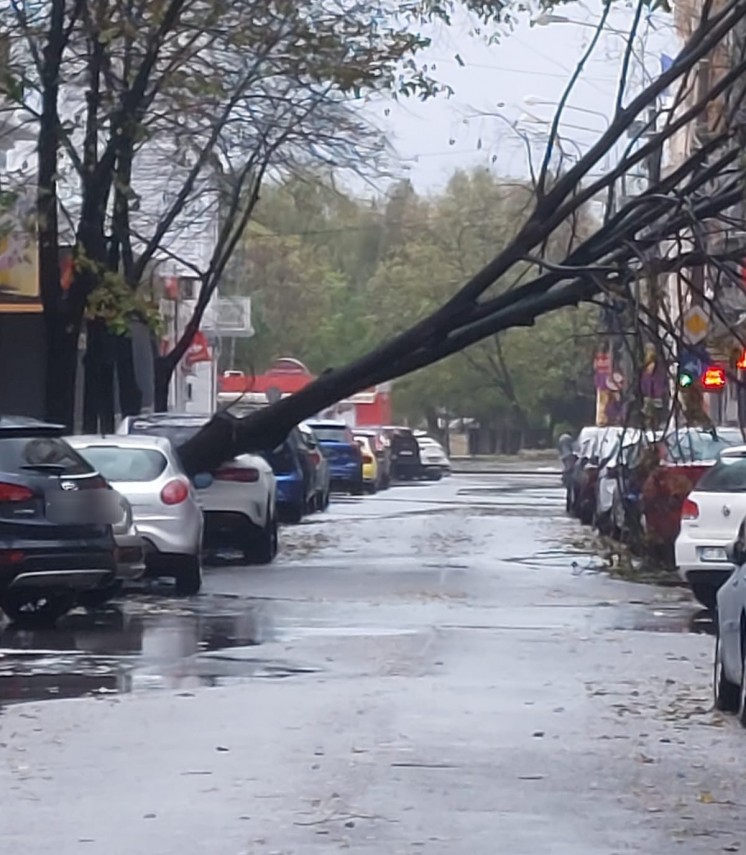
0, 600, 318, 707
599, 603, 713, 635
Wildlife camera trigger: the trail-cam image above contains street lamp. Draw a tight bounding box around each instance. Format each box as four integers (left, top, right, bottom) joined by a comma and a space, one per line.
530, 11, 629, 36
523, 96, 611, 128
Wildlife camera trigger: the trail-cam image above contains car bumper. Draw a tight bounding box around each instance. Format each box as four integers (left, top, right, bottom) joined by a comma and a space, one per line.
133, 506, 203, 557
675, 533, 734, 584
198, 481, 269, 530
329, 464, 361, 483
114, 531, 146, 580
275, 476, 305, 506
0, 546, 116, 595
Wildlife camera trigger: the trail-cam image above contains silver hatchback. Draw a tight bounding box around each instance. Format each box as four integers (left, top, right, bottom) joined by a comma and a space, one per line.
69, 435, 205, 595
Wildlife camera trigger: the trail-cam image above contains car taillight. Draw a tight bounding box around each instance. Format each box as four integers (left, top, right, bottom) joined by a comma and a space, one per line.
0, 482, 34, 503
214, 467, 260, 483
681, 498, 699, 520
0, 549, 24, 565
310, 451, 321, 465
363, 455, 373, 464
160, 479, 190, 505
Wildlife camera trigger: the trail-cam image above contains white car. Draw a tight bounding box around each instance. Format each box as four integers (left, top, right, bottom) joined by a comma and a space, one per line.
69, 435, 205, 594
415, 434, 451, 477
675, 444, 746, 610
714, 519, 746, 719
117, 414, 277, 564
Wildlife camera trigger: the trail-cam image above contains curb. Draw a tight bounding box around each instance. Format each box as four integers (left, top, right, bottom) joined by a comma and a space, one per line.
450, 468, 562, 476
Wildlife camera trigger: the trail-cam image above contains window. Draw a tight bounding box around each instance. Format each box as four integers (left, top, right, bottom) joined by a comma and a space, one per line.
76, 447, 168, 483
697, 457, 746, 492
0, 437, 93, 475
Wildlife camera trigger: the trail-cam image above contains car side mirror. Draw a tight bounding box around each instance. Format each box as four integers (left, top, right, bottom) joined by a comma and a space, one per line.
193, 472, 214, 490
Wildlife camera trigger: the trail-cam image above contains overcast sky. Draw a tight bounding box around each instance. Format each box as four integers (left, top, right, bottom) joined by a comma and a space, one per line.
366, 1, 682, 194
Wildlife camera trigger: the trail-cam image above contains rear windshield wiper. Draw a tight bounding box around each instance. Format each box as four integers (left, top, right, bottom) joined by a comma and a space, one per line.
20, 463, 68, 473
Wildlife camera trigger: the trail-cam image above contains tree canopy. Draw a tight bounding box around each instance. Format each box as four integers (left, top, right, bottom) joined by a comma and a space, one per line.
227, 169, 597, 443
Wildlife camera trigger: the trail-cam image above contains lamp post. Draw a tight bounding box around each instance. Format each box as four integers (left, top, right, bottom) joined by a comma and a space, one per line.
523, 96, 611, 129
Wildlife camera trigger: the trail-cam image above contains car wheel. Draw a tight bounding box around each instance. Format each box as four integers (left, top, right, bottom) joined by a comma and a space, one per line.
79, 580, 123, 609
351, 481, 364, 496
322, 488, 331, 510
174, 555, 202, 596
427, 470, 443, 482
0, 590, 75, 626
691, 582, 718, 611
285, 502, 304, 524
715, 633, 740, 712
249, 512, 278, 565
365, 481, 377, 495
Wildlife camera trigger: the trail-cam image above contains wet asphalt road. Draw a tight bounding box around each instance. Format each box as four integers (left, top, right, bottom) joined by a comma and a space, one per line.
2, 473, 745, 854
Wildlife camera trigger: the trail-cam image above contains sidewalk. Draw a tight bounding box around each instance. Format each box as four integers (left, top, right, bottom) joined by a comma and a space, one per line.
450, 451, 561, 475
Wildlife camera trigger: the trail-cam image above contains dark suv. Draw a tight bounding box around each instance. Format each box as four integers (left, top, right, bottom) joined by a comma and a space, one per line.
0, 416, 120, 624
382, 426, 423, 481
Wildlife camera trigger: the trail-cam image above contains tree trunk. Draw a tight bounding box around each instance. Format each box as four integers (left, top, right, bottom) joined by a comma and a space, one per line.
82, 321, 116, 434
154, 355, 174, 412
116, 335, 143, 417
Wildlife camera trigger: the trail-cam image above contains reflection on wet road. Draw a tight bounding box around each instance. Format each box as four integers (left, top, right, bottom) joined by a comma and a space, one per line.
0, 473, 702, 708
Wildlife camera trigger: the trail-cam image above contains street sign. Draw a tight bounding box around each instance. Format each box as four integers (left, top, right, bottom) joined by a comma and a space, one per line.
682, 305, 710, 344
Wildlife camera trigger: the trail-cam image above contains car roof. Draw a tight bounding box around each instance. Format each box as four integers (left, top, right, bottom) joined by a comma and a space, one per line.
69, 434, 174, 452
0, 415, 66, 435
718, 444, 746, 458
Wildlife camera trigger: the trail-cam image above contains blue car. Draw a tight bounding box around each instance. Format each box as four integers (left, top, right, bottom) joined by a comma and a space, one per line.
305, 421, 364, 496
262, 433, 314, 523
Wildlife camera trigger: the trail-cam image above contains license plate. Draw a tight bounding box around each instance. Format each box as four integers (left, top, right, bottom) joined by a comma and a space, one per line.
47, 491, 122, 525
699, 547, 728, 562
399, 450, 413, 456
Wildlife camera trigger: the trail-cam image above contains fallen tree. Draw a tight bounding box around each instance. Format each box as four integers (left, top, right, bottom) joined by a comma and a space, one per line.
179, 0, 746, 474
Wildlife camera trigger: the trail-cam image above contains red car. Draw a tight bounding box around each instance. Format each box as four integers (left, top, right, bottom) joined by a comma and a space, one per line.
640, 428, 742, 561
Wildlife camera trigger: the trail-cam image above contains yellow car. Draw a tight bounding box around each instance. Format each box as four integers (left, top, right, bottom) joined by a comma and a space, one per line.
354, 434, 379, 493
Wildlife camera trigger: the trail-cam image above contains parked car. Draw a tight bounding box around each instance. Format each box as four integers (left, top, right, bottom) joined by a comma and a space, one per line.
305, 421, 364, 495
106, 493, 146, 597
354, 434, 380, 493
593, 430, 644, 535
263, 434, 315, 523
641, 427, 740, 564
0, 416, 121, 624
568, 426, 626, 525
675, 444, 746, 610
69, 435, 206, 594
415, 433, 451, 478
714, 520, 746, 719
353, 428, 391, 489
298, 424, 331, 511
382, 426, 424, 481
118, 413, 277, 564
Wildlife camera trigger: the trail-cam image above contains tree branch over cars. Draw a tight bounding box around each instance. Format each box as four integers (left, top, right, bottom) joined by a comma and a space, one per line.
0, 0, 451, 429
178, 0, 746, 474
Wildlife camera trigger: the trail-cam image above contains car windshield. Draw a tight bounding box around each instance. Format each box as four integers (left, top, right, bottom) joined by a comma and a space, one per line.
77, 447, 168, 482
0, 436, 93, 475
696, 456, 746, 492
309, 426, 351, 443
665, 430, 737, 463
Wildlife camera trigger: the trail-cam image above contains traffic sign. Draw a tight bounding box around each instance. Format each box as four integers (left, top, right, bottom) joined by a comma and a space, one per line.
682, 305, 710, 344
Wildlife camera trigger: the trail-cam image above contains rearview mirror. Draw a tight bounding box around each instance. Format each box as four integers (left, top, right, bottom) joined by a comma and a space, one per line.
193, 472, 214, 490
